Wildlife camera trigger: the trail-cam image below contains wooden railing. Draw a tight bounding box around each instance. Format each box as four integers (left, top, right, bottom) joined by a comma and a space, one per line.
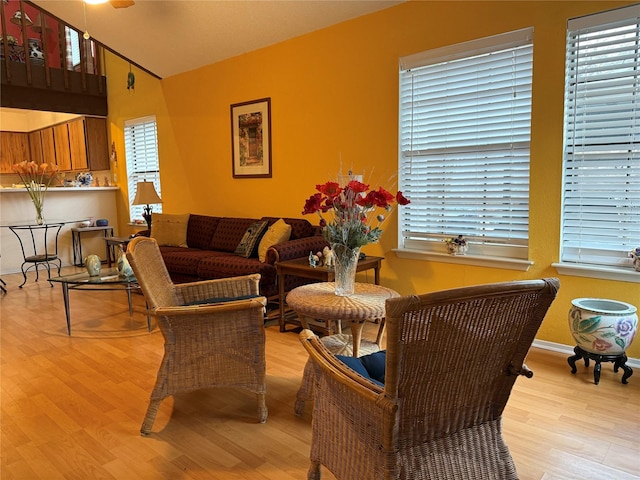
0, 0, 107, 116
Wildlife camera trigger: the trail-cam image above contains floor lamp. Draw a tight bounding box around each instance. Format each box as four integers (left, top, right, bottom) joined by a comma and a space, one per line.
133, 181, 162, 230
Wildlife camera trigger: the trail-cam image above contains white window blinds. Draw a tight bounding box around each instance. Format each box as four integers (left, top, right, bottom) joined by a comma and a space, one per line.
399, 28, 533, 258
561, 5, 640, 269
124, 116, 162, 223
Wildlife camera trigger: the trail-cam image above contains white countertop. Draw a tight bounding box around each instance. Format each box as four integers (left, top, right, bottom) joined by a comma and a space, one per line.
0, 186, 119, 192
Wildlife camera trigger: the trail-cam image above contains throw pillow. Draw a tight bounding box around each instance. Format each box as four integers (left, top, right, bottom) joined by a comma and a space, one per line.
258, 218, 292, 262
337, 350, 386, 386
234, 220, 269, 258
150, 213, 190, 247
359, 350, 386, 383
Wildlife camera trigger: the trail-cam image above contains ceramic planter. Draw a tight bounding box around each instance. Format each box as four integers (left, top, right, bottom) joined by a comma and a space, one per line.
569, 298, 638, 355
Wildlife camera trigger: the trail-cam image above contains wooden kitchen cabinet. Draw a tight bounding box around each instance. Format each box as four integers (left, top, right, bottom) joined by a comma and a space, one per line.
41, 127, 56, 166
0, 132, 30, 173
53, 123, 72, 171
68, 118, 89, 171
1, 117, 109, 174
84, 117, 109, 171
28, 131, 44, 165
51, 117, 108, 172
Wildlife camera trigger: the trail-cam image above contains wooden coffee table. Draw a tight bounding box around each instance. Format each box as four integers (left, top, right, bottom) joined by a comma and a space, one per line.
275, 256, 383, 332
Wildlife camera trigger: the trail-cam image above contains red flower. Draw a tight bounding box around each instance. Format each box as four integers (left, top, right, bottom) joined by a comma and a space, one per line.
346, 180, 369, 193
317, 182, 342, 198
357, 188, 394, 209
302, 193, 325, 215
396, 191, 410, 205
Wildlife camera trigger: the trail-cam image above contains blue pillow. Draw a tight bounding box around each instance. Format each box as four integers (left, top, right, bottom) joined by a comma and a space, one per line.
360, 351, 386, 383
336, 354, 371, 379
185, 294, 259, 306
336, 350, 386, 386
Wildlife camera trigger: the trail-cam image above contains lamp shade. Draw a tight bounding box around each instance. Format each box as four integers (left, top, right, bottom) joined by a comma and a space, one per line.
133, 181, 162, 205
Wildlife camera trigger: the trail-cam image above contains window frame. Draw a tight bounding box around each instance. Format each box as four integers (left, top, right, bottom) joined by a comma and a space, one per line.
124, 115, 162, 225
396, 28, 535, 271
553, 5, 640, 284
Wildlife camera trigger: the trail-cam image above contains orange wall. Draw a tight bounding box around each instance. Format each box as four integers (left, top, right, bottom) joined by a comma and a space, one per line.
106, 1, 640, 358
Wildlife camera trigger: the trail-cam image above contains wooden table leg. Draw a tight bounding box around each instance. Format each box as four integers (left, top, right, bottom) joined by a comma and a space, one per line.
348, 320, 367, 358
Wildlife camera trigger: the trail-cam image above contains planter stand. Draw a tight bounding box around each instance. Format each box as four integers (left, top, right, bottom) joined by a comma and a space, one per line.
567, 346, 633, 385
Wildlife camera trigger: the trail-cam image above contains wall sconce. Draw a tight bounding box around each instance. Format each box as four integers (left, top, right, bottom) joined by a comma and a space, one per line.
132, 181, 162, 230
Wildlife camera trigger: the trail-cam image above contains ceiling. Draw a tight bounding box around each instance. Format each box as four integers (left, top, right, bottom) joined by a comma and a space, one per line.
32, 0, 403, 79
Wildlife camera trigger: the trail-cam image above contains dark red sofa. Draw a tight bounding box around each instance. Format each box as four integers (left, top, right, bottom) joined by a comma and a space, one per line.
156, 214, 328, 300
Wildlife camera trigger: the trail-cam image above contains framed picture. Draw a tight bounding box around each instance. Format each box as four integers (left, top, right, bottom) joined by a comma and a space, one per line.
231, 97, 272, 178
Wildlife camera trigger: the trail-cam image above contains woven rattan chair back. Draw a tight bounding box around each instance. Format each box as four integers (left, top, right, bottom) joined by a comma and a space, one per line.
126, 236, 269, 435
126, 236, 180, 309
301, 278, 559, 480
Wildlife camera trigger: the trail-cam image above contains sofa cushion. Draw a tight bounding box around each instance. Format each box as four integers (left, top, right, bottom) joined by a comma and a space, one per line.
196, 255, 278, 297
160, 247, 224, 277
210, 217, 259, 252
186, 214, 220, 249
151, 213, 190, 247
261, 217, 315, 240
258, 218, 292, 262
234, 220, 269, 258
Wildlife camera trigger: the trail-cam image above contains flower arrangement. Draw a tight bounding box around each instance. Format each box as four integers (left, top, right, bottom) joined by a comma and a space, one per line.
12, 161, 59, 224
302, 171, 409, 295
302, 172, 410, 250
630, 247, 640, 272
444, 235, 468, 254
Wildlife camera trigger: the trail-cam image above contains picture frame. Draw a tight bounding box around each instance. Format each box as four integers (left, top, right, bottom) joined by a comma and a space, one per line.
231, 97, 272, 178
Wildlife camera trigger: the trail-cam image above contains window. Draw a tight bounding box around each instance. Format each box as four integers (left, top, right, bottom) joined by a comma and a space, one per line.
398, 28, 534, 268
124, 116, 162, 223
559, 5, 640, 276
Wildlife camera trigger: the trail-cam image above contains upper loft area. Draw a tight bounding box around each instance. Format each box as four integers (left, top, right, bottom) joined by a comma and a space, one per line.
1, 0, 107, 116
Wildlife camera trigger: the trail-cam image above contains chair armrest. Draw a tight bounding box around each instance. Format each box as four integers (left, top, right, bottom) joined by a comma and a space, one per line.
299, 329, 387, 400
265, 236, 329, 264
153, 296, 267, 317
174, 273, 261, 305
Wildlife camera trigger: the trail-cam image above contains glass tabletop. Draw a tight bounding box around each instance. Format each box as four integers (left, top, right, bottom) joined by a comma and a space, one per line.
50, 268, 137, 285
0, 218, 88, 228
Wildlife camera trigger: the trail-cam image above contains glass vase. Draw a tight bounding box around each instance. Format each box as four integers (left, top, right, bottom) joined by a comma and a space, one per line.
331, 243, 361, 296
34, 203, 44, 225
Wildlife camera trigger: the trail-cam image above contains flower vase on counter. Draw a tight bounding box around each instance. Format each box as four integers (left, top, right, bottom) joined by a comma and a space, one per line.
12, 161, 59, 225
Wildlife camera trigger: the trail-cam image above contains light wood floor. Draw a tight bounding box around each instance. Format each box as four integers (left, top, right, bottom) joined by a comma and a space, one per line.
1, 268, 639, 480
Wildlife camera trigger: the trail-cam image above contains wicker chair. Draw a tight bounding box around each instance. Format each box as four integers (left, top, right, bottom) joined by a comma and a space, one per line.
299, 278, 560, 480
126, 236, 268, 435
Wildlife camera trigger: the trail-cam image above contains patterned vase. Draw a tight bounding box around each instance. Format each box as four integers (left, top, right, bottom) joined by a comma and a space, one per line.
569, 298, 638, 355
85, 254, 102, 277
331, 243, 360, 297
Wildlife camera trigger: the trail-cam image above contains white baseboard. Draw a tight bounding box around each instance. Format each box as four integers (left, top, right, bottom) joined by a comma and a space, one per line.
532, 339, 640, 369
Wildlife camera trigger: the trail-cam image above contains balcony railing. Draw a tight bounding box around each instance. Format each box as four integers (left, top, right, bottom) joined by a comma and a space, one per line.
1, 0, 107, 115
